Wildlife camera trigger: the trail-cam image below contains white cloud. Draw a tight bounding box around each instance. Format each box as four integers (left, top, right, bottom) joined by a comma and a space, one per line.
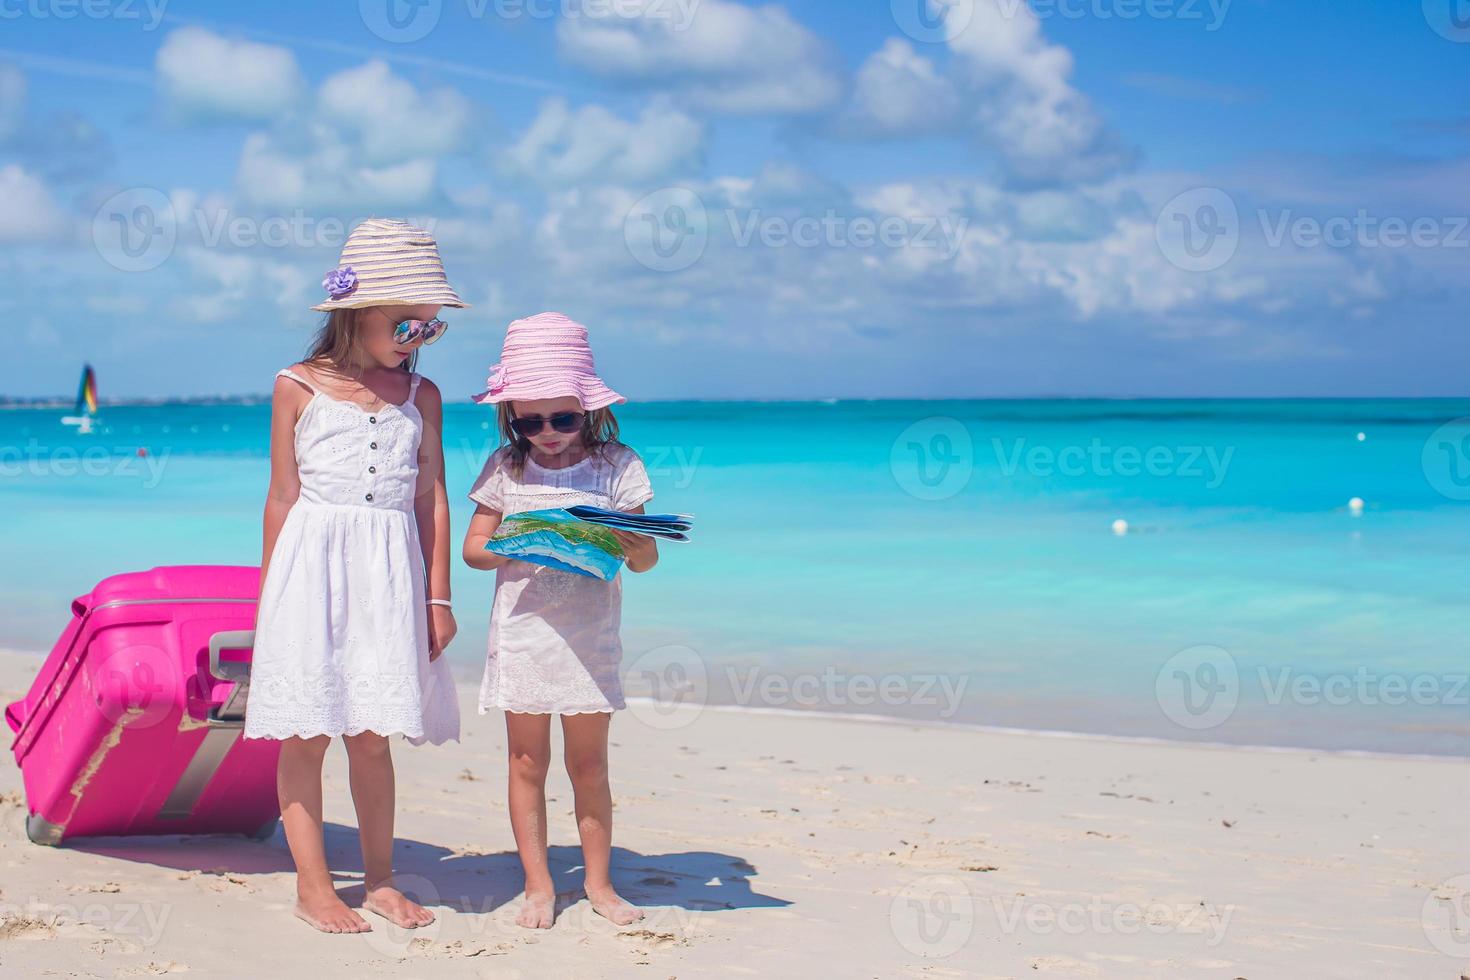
238, 130, 438, 210
0, 63, 110, 180
513, 164, 1427, 354
156, 26, 304, 123
172, 247, 312, 323
952, 0, 1131, 183
840, 39, 958, 139
423, 206, 527, 254
500, 98, 702, 187
557, 0, 842, 115
0, 164, 67, 243
231, 60, 478, 209
317, 60, 475, 166
839, 0, 1132, 185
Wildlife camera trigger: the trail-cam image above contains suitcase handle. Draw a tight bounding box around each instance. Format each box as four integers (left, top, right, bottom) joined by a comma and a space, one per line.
208, 630, 256, 683
206, 629, 255, 723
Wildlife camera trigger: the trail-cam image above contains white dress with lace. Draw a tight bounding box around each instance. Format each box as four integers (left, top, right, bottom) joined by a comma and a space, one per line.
468, 444, 653, 714
243, 367, 460, 745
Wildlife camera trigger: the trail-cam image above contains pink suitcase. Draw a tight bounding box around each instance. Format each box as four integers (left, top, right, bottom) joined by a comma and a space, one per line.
5, 565, 281, 845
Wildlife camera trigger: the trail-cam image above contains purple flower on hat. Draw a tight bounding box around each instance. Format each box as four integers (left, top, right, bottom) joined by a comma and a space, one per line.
484, 363, 509, 395
322, 265, 358, 299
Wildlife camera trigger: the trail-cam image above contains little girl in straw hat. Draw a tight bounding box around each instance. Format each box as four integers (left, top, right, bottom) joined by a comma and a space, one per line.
245, 218, 464, 934
463, 311, 658, 929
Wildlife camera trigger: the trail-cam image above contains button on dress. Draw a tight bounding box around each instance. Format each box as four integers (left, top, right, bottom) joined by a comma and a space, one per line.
243, 368, 460, 745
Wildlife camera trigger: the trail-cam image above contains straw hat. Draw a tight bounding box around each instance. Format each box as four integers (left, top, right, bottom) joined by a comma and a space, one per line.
471, 312, 625, 410
311, 218, 468, 312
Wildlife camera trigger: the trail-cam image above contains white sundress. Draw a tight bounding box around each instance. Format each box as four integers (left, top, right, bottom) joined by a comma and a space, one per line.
468, 444, 654, 715
243, 367, 460, 745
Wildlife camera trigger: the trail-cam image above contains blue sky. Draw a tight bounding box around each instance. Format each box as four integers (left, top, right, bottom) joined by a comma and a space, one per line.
1, 0, 1467, 400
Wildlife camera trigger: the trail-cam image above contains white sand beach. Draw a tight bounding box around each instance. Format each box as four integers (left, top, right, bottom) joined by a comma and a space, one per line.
0, 647, 1464, 979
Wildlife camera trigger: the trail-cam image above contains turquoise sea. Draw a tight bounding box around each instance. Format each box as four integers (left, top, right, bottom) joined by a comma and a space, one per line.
3, 399, 1469, 756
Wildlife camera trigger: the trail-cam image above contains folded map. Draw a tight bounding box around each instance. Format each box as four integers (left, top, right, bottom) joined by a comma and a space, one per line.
485, 506, 694, 581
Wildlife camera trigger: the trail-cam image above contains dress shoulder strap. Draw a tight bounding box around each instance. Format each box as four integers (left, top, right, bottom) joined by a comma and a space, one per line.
275, 367, 318, 394
407, 372, 423, 402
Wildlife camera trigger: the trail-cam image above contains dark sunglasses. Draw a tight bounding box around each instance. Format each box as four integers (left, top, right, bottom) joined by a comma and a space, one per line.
392, 317, 449, 346
510, 411, 585, 438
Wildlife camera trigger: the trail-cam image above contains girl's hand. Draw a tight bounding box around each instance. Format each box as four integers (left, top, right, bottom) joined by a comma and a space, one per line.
609, 528, 659, 573
428, 605, 457, 661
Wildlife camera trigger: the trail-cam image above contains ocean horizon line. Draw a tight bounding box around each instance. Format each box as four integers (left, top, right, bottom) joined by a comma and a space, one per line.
5, 394, 1470, 409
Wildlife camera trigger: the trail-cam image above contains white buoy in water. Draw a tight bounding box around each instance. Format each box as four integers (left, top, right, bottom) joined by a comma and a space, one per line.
1348, 497, 1365, 515
1112, 518, 1129, 536
1356, 432, 1366, 442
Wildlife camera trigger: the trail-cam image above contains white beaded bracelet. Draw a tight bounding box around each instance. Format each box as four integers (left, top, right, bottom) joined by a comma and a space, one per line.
427, 598, 452, 608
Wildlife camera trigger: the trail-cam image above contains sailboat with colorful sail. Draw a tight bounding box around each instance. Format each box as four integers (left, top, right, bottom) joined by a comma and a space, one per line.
60, 364, 98, 434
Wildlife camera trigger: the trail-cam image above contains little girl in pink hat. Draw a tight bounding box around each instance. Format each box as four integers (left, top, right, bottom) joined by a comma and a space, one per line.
462, 311, 656, 930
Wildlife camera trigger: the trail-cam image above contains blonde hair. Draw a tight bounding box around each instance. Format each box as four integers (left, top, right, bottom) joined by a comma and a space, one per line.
302, 309, 418, 376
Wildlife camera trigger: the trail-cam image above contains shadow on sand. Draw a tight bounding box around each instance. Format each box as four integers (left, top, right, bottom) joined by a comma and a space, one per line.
65, 822, 791, 918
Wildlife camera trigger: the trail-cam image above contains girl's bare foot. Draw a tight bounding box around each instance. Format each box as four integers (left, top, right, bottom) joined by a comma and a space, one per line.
586, 884, 644, 926
295, 886, 372, 934
362, 882, 435, 928
515, 887, 557, 929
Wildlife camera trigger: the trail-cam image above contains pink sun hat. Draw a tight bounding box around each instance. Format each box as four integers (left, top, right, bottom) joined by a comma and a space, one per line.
471, 312, 625, 410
